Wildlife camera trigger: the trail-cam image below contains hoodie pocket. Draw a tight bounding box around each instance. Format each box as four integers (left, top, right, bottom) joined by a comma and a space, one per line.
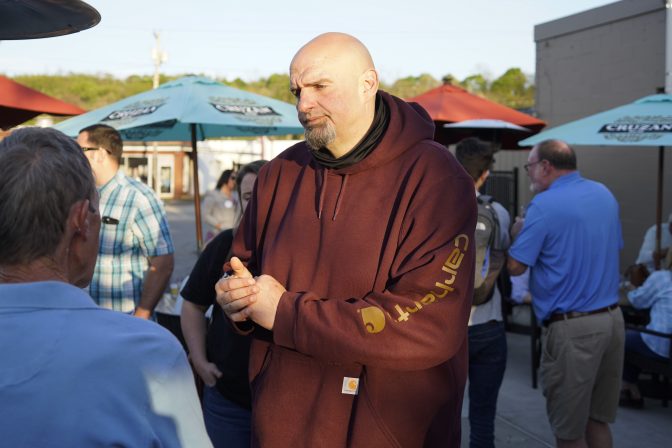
348, 367, 403, 448
250, 346, 362, 447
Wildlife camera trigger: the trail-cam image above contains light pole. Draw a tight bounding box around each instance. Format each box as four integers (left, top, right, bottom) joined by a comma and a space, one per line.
151, 31, 167, 192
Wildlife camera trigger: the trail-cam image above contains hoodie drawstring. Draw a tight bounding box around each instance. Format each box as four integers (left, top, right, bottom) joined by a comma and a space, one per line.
333, 174, 348, 221
316, 170, 349, 221
317, 169, 328, 220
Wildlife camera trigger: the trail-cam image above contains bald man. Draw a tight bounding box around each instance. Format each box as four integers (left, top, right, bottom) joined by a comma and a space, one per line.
217, 33, 476, 447
508, 140, 624, 448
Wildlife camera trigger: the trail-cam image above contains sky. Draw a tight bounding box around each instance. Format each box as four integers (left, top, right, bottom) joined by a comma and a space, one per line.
0, 0, 617, 84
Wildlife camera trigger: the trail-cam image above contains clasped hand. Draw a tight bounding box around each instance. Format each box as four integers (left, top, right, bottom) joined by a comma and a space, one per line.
215, 257, 286, 330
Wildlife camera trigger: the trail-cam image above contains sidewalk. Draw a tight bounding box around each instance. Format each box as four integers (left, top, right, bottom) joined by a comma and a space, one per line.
166, 200, 672, 448
473, 332, 672, 448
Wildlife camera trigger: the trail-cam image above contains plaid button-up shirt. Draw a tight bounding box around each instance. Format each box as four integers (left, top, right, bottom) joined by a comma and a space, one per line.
88, 171, 174, 312
628, 270, 672, 358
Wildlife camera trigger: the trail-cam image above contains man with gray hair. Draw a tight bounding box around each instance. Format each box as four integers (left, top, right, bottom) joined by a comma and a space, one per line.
508, 139, 624, 448
0, 128, 211, 448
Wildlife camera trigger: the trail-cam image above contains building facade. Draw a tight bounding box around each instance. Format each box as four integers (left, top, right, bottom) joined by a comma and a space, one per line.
121, 137, 299, 200
530, 0, 671, 270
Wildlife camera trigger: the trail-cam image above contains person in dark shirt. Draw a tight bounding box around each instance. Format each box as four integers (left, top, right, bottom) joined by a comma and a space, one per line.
180, 160, 266, 448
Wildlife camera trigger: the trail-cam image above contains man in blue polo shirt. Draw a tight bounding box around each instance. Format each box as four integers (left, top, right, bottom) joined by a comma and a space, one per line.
507, 140, 624, 448
0, 128, 211, 447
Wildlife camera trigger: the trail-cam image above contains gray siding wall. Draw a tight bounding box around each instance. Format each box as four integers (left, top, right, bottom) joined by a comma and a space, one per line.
531, 0, 671, 271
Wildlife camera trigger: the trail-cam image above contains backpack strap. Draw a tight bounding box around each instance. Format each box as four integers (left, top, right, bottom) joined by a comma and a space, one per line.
477, 195, 502, 250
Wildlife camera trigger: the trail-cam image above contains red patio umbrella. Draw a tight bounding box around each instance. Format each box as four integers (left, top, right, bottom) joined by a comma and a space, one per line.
0, 76, 87, 130
407, 84, 546, 148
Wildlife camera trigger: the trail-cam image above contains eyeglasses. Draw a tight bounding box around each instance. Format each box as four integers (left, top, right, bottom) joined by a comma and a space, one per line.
523, 160, 544, 172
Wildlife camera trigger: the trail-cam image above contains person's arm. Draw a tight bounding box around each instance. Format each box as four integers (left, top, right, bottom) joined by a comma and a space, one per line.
627, 271, 663, 310
181, 229, 233, 380
135, 253, 174, 318
219, 164, 478, 371
181, 300, 222, 386
506, 203, 546, 278
132, 191, 175, 319
506, 216, 528, 277
507, 256, 528, 277
510, 271, 531, 304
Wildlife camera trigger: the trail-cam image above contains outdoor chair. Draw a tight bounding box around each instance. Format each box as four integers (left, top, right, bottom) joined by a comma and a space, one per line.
503, 300, 541, 389
624, 324, 672, 407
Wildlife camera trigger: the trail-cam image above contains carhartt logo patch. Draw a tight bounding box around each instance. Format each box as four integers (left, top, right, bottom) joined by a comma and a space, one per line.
359, 306, 386, 334
342, 377, 359, 395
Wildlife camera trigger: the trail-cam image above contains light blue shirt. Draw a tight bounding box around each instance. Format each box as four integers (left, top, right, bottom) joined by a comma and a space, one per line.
509, 172, 623, 321
510, 270, 531, 304
0, 281, 212, 448
627, 270, 672, 358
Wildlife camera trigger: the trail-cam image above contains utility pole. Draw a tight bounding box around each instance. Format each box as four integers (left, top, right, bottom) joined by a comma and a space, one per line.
151, 32, 168, 191
152, 31, 167, 89
667, 0, 672, 94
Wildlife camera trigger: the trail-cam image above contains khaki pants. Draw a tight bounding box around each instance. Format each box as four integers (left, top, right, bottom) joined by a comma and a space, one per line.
540, 307, 624, 440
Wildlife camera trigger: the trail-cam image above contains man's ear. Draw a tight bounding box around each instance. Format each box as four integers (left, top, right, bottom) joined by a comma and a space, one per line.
71, 199, 91, 239
361, 68, 379, 99
90, 149, 107, 165
476, 169, 490, 189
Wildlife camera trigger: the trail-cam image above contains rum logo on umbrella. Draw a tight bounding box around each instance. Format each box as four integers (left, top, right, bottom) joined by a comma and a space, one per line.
102, 99, 167, 123
599, 115, 672, 143
209, 96, 283, 126
211, 103, 280, 116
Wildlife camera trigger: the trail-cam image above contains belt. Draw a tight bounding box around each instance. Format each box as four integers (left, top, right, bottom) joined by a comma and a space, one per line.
544, 304, 619, 327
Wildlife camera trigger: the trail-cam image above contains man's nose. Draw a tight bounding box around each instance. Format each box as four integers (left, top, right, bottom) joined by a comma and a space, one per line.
296, 92, 314, 114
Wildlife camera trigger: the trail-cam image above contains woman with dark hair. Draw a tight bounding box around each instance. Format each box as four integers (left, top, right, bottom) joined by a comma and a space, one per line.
180, 160, 267, 448
202, 169, 237, 242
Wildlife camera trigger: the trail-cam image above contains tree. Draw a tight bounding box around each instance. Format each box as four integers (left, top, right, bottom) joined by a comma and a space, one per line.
460, 74, 489, 94
488, 68, 534, 109
4, 68, 536, 127
385, 73, 440, 99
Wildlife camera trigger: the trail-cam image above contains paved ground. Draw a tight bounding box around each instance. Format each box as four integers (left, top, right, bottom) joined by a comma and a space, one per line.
166, 200, 672, 448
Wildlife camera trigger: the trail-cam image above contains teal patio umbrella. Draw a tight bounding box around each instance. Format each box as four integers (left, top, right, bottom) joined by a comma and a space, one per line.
55, 75, 304, 249
520, 94, 672, 268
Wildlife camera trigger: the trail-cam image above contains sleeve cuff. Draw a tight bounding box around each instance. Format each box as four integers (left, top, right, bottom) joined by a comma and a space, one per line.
272, 291, 299, 350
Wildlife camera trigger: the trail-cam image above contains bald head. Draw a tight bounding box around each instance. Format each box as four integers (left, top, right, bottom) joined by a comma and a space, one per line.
534, 139, 577, 170
291, 32, 375, 75
289, 33, 379, 157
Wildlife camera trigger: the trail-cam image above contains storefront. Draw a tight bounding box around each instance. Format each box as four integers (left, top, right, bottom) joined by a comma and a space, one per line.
121, 138, 299, 200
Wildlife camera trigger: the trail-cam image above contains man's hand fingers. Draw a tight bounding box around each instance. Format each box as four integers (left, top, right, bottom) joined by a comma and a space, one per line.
230, 257, 253, 279
217, 283, 258, 304
217, 290, 257, 316
215, 276, 255, 295
227, 307, 252, 322
220, 297, 254, 321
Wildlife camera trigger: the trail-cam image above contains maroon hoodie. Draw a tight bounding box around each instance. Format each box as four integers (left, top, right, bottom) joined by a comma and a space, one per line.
235, 91, 476, 447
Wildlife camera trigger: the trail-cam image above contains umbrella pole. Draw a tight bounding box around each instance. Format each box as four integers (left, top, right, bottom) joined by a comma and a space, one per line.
191, 123, 204, 252
654, 146, 665, 270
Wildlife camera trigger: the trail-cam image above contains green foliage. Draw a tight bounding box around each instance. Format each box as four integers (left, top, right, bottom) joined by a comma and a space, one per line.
460, 74, 489, 94
487, 68, 535, 109
5, 68, 535, 125
385, 73, 441, 99
378, 68, 535, 110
